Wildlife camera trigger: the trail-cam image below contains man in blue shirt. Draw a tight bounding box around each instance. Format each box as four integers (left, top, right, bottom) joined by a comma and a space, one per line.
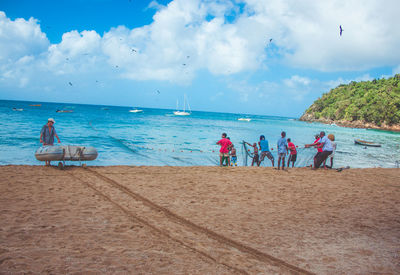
40, 118, 61, 166
258, 135, 274, 167
277, 131, 288, 170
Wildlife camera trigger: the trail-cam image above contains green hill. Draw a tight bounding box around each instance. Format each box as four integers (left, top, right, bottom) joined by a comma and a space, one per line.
300, 74, 400, 131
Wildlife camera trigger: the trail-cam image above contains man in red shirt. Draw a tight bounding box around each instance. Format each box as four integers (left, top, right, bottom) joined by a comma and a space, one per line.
287, 138, 297, 168
217, 133, 232, 166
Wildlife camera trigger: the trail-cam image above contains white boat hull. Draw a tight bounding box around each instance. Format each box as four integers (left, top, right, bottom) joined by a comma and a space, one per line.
173, 111, 190, 116
35, 145, 98, 161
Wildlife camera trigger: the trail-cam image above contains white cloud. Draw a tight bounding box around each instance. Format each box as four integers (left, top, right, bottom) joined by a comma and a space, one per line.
0, 11, 49, 62
325, 73, 374, 90
284, 75, 310, 88
1, 0, 400, 91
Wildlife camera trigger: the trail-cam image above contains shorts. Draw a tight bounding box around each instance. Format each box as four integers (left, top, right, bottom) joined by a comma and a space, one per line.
220, 152, 229, 157
288, 154, 297, 162
315, 151, 332, 168
231, 156, 237, 162
314, 152, 322, 160
278, 153, 286, 158
253, 153, 259, 163
260, 151, 274, 161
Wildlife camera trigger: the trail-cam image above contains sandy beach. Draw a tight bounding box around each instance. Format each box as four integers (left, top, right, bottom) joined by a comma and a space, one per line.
1, 165, 399, 274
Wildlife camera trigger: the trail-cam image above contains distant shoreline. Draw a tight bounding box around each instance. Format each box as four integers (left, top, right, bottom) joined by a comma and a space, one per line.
299, 114, 400, 132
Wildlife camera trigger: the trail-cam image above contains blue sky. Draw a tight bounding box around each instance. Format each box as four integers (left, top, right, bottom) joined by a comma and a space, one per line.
0, 0, 399, 117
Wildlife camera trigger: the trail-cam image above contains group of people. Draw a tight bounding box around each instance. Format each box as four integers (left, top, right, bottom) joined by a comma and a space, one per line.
40, 117, 336, 170
217, 131, 336, 170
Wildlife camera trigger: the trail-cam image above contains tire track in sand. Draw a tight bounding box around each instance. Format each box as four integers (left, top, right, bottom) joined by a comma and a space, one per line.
70, 167, 313, 275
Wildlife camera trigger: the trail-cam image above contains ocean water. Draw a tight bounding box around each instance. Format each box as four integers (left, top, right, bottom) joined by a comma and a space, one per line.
1, 99, 399, 168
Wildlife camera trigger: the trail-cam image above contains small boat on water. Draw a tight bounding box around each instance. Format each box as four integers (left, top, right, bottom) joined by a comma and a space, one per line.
12, 108, 23, 111
35, 145, 98, 162
354, 139, 381, 147
56, 109, 73, 113
129, 108, 143, 113
238, 118, 251, 122
29, 104, 41, 107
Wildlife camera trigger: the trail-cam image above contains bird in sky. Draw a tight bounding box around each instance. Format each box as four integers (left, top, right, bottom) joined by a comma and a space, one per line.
156, 90, 160, 94
68, 82, 73, 86
339, 25, 343, 36
269, 38, 273, 42
132, 49, 137, 53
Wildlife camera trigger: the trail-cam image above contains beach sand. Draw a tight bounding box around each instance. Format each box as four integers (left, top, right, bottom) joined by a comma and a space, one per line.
0, 165, 399, 274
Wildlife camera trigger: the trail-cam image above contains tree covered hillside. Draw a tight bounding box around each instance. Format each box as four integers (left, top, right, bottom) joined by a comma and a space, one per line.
300, 74, 400, 127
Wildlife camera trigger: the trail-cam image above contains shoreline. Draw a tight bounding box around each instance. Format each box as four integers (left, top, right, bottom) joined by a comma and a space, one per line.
1, 165, 399, 274
299, 115, 400, 132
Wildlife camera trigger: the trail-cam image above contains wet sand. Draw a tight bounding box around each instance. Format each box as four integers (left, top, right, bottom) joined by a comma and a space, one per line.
0, 165, 399, 274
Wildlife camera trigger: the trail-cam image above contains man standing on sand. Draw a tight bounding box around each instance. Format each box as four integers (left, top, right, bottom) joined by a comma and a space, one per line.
277, 131, 288, 170
217, 133, 232, 166
287, 138, 297, 168
258, 135, 274, 167
305, 131, 333, 169
307, 134, 323, 168
244, 141, 259, 166
40, 118, 61, 166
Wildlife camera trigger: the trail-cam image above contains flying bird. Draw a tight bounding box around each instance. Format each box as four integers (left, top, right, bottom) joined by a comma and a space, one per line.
157, 90, 160, 94
68, 82, 73, 86
339, 25, 343, 36
269, 38, 273, 42
182, 63, 186, 66
131, 49, 137, 52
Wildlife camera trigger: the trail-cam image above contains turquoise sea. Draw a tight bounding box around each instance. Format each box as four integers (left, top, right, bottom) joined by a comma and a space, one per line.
1, 99, 399, 167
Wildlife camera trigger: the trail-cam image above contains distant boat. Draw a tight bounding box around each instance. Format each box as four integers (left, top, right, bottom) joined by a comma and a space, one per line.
354, 139, 381, 147
29, 104, 41, 107
101, 107, 109, 110
238, 118, 251, 122
173, 94, 191, 116
56, 109, 73, 113
12, 108, 23, 111
129, 108, 143, 113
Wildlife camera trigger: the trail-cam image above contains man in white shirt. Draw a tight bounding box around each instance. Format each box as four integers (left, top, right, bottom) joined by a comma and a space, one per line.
308, 131, 333, 169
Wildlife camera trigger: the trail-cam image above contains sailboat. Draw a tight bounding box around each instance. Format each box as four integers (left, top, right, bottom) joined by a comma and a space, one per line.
173, 94, 191, 116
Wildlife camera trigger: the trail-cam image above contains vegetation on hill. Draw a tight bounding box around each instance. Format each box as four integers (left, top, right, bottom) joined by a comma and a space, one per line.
300, 74, 400, 128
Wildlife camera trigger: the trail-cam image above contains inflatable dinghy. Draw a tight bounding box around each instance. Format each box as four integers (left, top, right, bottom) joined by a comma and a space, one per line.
35, 145, 98, 162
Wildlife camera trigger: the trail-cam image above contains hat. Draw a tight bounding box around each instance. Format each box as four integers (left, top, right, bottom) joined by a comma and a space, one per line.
48, 118, 55, 123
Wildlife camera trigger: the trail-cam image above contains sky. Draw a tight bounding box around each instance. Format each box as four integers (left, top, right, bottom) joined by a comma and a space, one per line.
0, 0, 399, 117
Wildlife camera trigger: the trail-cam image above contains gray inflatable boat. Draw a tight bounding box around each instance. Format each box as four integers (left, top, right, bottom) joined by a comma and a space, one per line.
35, 145, 98, 162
